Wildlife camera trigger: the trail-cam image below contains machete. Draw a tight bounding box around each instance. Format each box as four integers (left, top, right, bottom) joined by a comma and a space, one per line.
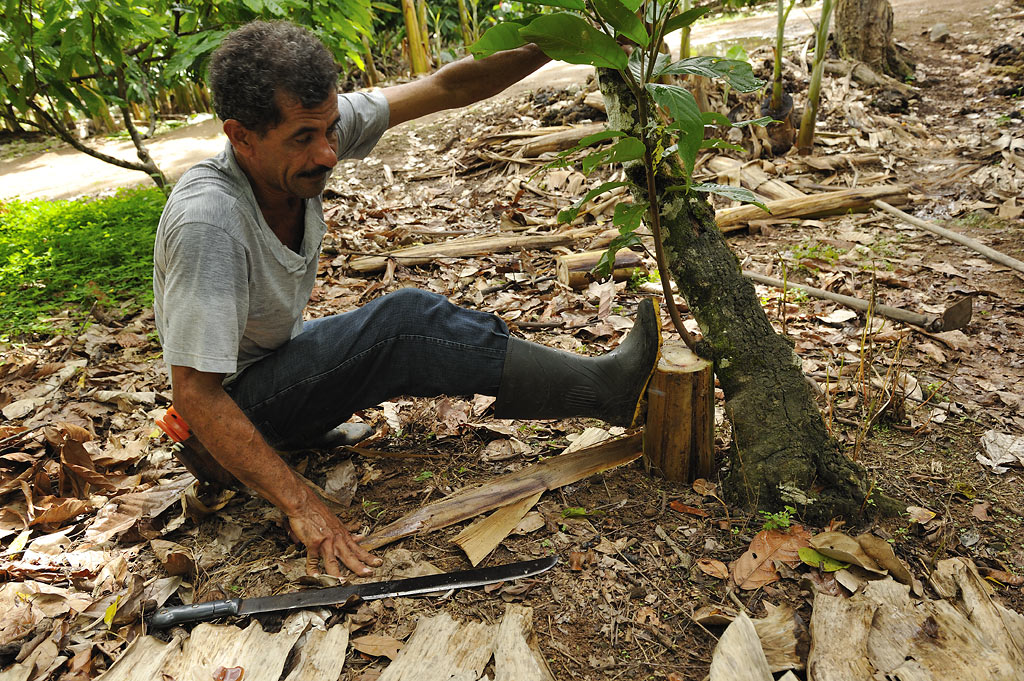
149, 555, 557, 628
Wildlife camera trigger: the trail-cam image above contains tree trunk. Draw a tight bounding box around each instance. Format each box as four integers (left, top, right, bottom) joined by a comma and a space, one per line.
597, 68, 896, 521
834, 0, 914, 79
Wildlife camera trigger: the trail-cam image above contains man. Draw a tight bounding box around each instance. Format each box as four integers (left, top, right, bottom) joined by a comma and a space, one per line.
154, 21, 660, 578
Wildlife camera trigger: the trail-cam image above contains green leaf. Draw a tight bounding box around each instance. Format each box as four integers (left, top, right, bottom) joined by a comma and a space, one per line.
692, 182, 768, 211
469, 23, 528, 57
700, 138, 746, 152
733, 116, 774, 127
558, 180, 630, 223
596, 226, 643, 277
520, 14, 628, 69
522, 0, 586, 9
592, 0, 649, 47
654, 56, 764, 92
627, 49, 670, 82
581, 136, 645, 173
663, 6, 712, 35
798, 547, 850, 572
647, 83, 702, 177
371, 1, 400, 11
562, 506, 590, 518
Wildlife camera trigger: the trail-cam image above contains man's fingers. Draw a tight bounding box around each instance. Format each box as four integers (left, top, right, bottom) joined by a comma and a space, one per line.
345, 533, 383, 566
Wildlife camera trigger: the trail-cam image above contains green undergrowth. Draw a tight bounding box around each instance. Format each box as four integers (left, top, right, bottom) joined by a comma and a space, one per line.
0, 188, 166, 339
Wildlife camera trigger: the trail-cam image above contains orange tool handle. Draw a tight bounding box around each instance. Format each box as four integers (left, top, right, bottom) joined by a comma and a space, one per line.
156, 406, 192, 443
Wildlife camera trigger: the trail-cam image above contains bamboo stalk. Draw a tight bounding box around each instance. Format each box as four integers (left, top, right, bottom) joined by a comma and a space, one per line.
874, 200, 1024, 275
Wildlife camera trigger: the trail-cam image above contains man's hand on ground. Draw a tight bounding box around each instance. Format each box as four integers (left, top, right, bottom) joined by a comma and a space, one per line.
286, 494, 382, 577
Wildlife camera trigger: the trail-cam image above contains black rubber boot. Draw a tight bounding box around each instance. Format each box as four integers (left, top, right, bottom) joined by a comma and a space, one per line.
493, 298, 662, 427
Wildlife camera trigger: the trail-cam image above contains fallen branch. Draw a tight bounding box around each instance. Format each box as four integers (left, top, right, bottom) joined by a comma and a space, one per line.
362, 432, 642, 550
515, 122, 606, 157
347, 226, 602, 274
717, 185, 908, 232
874, 200, 1024, 275
744, 271, 973, 332
775, 152, 880, 172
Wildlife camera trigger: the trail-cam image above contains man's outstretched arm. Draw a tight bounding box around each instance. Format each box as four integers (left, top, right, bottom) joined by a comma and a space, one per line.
171, 366, 382, 576
382, 45, 550, 128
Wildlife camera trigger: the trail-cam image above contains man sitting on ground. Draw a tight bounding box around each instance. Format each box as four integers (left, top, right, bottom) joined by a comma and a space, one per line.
153, 20, 660, 578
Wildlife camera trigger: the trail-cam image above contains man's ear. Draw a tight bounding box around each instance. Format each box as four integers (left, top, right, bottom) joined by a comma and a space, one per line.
223, 119, 256, 159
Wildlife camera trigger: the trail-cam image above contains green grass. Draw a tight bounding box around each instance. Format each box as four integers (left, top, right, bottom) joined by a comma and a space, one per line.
0, 188, 166, 339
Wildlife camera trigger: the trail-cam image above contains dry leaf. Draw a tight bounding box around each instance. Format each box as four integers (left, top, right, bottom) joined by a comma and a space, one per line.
670, 501, 709, 518
692, 479, 717, 497
810, 532, 885, 574
855, 533, 913, 584
971, 501, 993, 522
906, 506, 936, 524
977, 567, 1024, 586
213, 666, 245, 681
351, 634, 404, 660
151, 539, 196, 577
732, 526, 812, 590
697, 558, 729, 580
692, 605, 738, 626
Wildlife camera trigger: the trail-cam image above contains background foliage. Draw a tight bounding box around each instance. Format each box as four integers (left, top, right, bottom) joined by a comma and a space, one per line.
0, 188, 166, 338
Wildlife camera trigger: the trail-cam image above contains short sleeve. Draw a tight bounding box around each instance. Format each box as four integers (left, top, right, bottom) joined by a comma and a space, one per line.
157, 222, 249, 374
335, 90, 390, 160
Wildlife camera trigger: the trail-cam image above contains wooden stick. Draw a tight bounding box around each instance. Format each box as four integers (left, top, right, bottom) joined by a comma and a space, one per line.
743, 271, 951, 332
716, 185, 908, 232
517, 122, 606, 157
556, 248, 645, 289
362, 432, 642, 550
347, 226, 601, 274
874, 200, 1024, 275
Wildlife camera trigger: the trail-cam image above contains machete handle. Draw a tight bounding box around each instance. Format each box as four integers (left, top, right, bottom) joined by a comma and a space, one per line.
149, 597, 242, 629
156, 406, 191, 444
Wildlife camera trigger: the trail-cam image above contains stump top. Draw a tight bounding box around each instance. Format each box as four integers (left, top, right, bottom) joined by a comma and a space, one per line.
658, 340, 713, 373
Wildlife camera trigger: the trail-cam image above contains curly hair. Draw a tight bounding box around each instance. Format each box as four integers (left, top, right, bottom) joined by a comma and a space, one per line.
208, 21, 338, 134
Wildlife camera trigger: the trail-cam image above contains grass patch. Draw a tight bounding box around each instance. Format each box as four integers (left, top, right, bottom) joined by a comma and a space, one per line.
0, 188, 166, 339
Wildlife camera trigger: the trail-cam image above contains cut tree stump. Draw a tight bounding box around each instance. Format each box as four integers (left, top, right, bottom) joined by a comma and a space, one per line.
643, 340, 715, 483
555, 248, 645, 289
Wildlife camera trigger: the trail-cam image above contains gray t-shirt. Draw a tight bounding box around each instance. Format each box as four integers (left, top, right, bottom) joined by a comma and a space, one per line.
153, 91, 389, 378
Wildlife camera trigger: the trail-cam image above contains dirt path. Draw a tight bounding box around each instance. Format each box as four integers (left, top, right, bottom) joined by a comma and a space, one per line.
0, 0, 957, 202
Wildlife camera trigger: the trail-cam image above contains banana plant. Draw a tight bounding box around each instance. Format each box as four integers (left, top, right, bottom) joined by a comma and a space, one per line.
470, 0, 768, 348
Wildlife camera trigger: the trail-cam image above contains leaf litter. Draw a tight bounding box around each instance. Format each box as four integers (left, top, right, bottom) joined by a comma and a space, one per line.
0, 2, 1023, 678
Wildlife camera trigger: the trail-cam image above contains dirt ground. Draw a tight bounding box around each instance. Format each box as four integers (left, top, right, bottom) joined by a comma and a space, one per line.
1, 0, 1023, 680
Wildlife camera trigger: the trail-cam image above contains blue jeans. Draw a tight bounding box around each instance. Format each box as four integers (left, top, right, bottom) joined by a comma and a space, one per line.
224, 288, 509, 450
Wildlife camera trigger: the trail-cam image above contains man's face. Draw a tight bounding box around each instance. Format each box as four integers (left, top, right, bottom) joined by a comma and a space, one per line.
242, 91, 340, 201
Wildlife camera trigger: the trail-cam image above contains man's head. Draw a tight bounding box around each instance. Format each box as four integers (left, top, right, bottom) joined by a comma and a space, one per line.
209, 21, 341, 201
209, 21, 337, 135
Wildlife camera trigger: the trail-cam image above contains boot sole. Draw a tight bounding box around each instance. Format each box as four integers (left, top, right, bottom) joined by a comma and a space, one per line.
628, 298, 663, 429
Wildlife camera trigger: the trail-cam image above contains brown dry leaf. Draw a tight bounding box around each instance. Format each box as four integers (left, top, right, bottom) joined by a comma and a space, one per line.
977, 567, 1024, 587
29, 496, 95, 527
351, 634, 405, 660
810, 532, 884, 574
732, 526, 812, 590
151, 539, 196, 577
907, 506, 937, 524
692, 605, 738, 626
692, 478, 717, 497
855, 533, 913, 585
84, 474, 192, 545
569, 549, 595, 571
972, 501, 993, 522
669, 501, 710, 518
696, 558, 729, 580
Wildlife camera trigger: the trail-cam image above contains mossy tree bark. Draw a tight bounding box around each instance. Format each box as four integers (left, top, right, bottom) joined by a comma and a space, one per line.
834, 0, 914, 80
597, 69, 896, 521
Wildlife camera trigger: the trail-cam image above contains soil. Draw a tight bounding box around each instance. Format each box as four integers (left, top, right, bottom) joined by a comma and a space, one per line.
1, 1, 1023, 680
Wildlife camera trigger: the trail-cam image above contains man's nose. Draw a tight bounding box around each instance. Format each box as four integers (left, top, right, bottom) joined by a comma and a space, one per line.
313, 134, 338, 168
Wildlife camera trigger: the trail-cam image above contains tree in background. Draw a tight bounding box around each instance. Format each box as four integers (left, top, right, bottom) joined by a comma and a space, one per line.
834, 0, 914, 79
0, 0, 373, 189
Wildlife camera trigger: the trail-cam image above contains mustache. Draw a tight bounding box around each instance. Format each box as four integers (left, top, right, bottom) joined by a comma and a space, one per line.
298, 165, 333, 178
